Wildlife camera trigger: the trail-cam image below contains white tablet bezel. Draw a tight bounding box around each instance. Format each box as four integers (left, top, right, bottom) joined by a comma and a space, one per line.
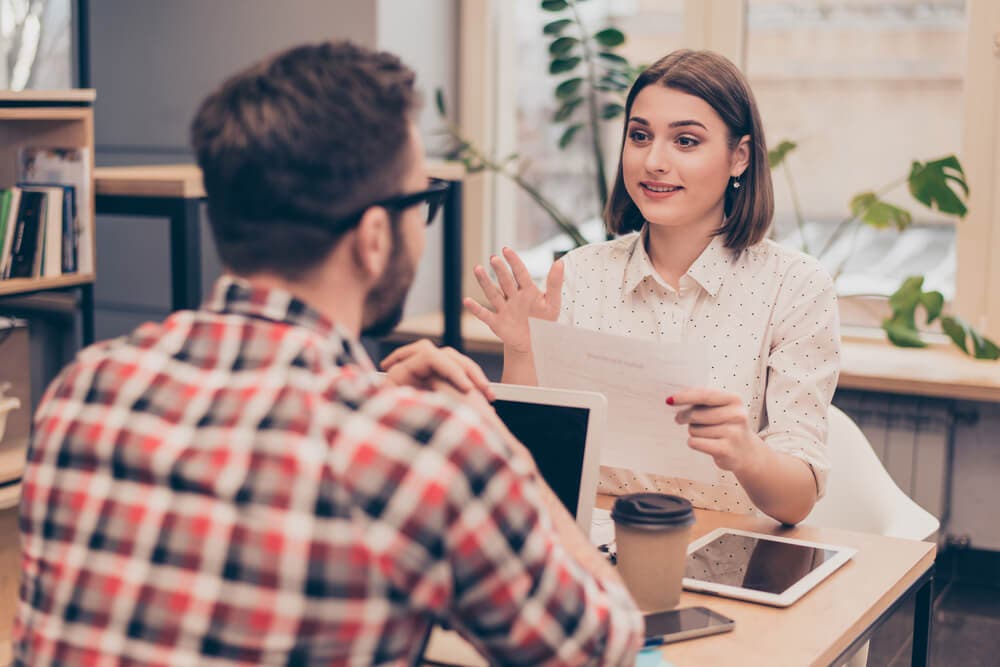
683, 527, 857, 607
490, 383, 606, 535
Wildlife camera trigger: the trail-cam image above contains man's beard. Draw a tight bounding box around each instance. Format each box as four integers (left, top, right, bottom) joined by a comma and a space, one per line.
361, 232, 415, 338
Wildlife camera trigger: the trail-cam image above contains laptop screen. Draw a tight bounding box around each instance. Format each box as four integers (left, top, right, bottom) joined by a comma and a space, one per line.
492, 399, 591, 517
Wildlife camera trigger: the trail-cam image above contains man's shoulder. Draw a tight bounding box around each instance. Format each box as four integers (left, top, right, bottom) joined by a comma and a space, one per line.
348, 381, 498, 455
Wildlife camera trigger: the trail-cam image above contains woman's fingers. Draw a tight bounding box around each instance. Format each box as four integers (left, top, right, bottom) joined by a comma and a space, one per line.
503, 247, 534, 290
687, 436, 725, 459
473, 265, 507, 311
490, 255, 519, 297
686, 423, 733, 439
668, 388, 735, 408
675, 404, 746, 426
544, 260, 564, 317
463, 298, 498, 330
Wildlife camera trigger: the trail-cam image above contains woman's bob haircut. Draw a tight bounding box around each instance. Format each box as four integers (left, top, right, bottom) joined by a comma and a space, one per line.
605, 49, 774, 250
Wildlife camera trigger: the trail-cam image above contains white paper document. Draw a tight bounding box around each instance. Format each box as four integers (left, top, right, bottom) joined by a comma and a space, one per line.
530, 318, 720, 484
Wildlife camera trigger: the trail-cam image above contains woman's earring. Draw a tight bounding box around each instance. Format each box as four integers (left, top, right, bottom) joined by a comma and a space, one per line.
732, 177, 741, 190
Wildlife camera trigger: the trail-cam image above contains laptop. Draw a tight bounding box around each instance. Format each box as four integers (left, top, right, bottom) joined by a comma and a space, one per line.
490, 383, 606, 533
421, 383, 607, 666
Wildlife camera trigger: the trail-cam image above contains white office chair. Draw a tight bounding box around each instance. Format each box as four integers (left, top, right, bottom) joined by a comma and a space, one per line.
804, 405, 940, 667
806, 406, 940, 539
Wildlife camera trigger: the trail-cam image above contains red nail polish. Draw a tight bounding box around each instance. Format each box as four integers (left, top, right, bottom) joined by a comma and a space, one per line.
665, 396, 675, 406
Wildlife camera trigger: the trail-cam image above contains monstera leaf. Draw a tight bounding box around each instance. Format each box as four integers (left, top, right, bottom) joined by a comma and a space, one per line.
882, 276, 999, 359
941, 316, 1000, 360
908, 156, 969, 218
850, 192, 913, 231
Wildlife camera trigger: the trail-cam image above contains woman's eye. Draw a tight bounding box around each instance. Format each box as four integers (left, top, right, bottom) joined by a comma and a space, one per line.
628, 129, 650, 143
677, 135, 699, 148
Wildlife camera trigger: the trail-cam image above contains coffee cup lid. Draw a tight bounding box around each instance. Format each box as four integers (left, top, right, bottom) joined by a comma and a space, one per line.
611, 493, 694, 527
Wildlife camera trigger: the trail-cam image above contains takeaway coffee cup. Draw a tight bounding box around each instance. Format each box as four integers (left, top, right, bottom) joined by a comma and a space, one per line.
611, 493, 695, 612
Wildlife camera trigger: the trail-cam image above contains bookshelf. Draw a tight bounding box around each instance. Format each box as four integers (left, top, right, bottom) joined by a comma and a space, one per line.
0, 90, 96, 343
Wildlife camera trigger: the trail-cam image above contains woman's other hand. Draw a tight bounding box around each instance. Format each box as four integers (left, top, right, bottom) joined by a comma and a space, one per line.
464, 247, 563, 353
669, 388, 766, 475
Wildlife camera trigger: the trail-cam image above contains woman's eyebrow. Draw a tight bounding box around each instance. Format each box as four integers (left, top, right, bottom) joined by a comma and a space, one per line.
627, 116, 708, 131
668, 119, 707, 130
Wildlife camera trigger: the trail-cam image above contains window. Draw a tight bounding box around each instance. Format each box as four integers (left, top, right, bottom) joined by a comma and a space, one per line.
460, 0, 999, 339
499, 0, 685, 276
746, 0, 966, 329
1, 0, 74, 90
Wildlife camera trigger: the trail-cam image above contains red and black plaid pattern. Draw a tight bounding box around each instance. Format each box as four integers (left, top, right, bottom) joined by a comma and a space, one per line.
15, 277, 643, 666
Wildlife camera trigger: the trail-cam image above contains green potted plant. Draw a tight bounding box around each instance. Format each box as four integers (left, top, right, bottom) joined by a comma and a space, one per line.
436, 0, 640, 249
769, 143, 998, 359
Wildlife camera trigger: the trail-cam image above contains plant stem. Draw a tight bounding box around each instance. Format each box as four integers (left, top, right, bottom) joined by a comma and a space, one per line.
831, 217, 864, 282
509, 171, 590, 247
782, 162, 809, 254
815, 174, 909, 260
443, 119, 588, 247
569, 0, 610, 213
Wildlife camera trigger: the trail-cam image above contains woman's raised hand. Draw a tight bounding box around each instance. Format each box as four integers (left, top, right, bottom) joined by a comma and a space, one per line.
463, 247, 564, 353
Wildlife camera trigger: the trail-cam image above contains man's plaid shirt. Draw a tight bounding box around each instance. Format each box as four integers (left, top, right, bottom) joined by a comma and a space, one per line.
15, 277, 643, 666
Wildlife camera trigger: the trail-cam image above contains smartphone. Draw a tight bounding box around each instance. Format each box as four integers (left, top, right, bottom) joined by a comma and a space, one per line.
643, 606, 735, 646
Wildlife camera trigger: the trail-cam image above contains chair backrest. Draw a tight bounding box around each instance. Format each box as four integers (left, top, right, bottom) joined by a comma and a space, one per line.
804, 405, 939, 541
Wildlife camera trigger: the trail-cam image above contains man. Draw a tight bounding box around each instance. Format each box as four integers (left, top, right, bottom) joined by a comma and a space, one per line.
15, 41, 643, 665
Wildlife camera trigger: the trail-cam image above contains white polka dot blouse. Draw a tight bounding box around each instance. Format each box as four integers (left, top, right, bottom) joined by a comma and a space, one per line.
557, 227, 841, 514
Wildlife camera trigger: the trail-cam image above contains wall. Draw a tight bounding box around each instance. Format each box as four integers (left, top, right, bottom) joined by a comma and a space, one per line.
948, 400, 1000, 550
89, 0, 456, 340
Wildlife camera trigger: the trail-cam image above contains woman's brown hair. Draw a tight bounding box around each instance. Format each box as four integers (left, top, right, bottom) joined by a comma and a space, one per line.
605, 49, 774, 250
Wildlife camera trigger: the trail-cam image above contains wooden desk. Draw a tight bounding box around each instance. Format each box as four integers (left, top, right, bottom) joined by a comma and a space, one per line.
601, 499, 935, 667
94, 162, 467, 347
94, 165, 206, 312
425, 502, 935, 667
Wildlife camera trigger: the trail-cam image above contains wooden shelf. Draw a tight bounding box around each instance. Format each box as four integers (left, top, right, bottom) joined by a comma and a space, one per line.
0, 108, 92, 122
0, 274, 95, 298
0, 91, 97, 335
385, 312, 1000, 403
0, 90, 95, 104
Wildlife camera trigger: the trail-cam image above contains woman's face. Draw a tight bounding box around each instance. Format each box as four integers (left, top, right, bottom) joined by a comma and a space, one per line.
621, 85, 748, 234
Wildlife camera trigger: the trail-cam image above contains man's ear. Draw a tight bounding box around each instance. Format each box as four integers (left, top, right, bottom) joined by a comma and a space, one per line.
352, 206, 392, 280
731, 135, 751, 178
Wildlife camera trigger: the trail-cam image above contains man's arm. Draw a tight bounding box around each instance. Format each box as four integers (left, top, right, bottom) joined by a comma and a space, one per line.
438, 395, 644, 666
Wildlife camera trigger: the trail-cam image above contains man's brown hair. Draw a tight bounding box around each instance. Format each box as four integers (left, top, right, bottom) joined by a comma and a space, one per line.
191, 41, 419, 279
605, 49, 774, 249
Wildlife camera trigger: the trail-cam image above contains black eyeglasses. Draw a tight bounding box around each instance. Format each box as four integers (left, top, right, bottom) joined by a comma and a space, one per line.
330, 177, 450, 230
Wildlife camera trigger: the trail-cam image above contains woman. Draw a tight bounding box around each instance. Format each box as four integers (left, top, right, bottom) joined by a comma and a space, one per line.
464, 50, 840, 525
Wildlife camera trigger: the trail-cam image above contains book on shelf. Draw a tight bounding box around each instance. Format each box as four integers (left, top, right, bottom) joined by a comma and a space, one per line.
0, 189, 21, 277
17, 182, 76, 274
0, 190, 12, 265
19, 185, 65, 278
17, 147, 91, 275
0, 184, 78, 280
4, 189, 45, 280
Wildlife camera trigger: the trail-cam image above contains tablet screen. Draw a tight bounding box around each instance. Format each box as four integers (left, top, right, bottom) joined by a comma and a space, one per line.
685, 532, 841, 595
